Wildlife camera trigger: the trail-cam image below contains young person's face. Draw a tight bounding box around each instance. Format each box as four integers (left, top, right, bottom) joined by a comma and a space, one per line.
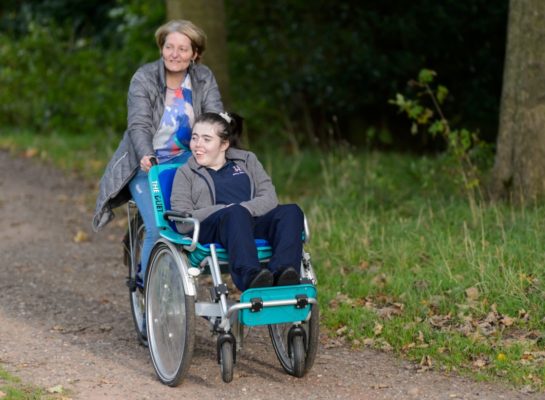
162, 32, 195, 74
190, 122, 229, 170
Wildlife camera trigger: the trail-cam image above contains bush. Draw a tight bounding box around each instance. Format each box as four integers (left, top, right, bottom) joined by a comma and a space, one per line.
0, 0, 163, 137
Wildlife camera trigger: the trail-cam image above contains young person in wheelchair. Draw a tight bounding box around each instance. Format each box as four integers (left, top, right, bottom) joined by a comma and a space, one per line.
170, 112, 303, 291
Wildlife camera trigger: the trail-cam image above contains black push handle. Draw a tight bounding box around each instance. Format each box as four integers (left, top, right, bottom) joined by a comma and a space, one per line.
163, 210, 192, 220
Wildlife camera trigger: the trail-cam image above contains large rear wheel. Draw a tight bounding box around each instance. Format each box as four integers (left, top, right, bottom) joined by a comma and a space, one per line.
268, 304, 319, 377
126, 212, 147, 346
146, 242, 195, 386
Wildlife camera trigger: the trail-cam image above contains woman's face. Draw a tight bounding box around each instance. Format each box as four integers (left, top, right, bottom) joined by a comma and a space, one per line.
190, 122, 229, 170
162, 32, 196, 74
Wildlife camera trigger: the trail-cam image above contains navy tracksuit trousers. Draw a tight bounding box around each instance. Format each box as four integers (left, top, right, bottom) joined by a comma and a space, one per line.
198, 204, 304, 290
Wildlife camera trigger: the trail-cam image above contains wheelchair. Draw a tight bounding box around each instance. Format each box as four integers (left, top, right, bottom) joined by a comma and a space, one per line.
123, 162, 319, 386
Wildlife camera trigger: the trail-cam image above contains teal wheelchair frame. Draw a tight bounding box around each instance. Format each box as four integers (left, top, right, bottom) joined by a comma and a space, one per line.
124, 162, 319, 386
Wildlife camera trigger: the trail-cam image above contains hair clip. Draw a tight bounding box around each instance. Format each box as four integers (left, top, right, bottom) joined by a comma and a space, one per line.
219, 112, 232, 124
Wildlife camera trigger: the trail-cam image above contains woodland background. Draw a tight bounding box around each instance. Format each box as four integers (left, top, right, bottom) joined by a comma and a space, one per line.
0, 0, 508, 151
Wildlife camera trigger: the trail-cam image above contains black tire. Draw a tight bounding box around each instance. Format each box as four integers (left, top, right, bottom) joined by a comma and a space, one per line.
220, 341, 234, 383
146, 242, 195, 386
291, 334, 305, 378
127, 212, 147, 346
268, 303, 320, 377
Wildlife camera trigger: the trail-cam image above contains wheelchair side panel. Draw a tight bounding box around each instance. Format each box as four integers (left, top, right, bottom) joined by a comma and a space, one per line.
148, 163, 182, 231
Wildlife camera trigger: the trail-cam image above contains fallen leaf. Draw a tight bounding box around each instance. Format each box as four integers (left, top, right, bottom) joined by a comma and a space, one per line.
373, 322, 383, 336
73, 230, 89, 243
465, 287, 479, 301
46, 385, 64, 394
24, 148, 39, 158
371, 273, 388, 288
377, 338, 393, 351
419, 355, 432, 369
372, 383, 389, 389
0, 390, 6, 399
402, 342, 415, 352
336, 325, 348, 336
428, 313, 452, 328
472, 357, 488, 369
358, 260, 370, 270
501, 315, 515, 327
329, 292, 355, 310
376, 302, 405, 319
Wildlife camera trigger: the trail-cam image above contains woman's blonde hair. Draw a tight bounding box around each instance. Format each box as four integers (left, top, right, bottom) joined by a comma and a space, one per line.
155, 20, 207, 61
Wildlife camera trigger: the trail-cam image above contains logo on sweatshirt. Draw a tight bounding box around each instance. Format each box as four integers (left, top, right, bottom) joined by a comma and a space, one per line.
232, 165, 245, 176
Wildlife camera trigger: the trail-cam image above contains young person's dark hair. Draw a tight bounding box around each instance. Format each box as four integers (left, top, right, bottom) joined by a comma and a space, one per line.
194, 112, 244, 148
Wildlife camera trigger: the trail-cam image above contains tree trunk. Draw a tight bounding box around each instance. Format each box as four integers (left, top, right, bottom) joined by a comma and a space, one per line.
490, 0, 545, 202
166, 0, 231, 108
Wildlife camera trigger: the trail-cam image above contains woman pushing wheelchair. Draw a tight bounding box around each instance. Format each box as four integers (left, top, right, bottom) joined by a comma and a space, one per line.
171, 112, 303, 291
92, 19, 223, 284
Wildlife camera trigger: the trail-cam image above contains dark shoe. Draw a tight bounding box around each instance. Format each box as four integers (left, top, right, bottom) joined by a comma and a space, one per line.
275, 267, 300, 286
248, 269, 274, 289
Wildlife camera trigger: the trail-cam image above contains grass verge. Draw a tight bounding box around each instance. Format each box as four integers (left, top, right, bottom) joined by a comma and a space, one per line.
0, 365, 68, 399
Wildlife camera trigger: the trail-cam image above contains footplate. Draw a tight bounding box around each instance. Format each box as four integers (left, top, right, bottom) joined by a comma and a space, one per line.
238, 284, 317, 326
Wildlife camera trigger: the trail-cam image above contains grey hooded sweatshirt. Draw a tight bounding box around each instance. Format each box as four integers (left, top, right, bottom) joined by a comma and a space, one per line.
170, 148, 279, 234
92, 58, 223, 231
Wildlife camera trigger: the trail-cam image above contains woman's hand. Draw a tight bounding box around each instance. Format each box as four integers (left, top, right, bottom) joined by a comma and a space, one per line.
140, 155, 155, 172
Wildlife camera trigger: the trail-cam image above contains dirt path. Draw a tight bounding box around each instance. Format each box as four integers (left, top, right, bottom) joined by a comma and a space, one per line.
0, 149, 541, 400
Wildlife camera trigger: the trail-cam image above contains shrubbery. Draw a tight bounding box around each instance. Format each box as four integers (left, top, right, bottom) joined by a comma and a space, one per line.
0, 0, 163, 137
0, 0, 508, 150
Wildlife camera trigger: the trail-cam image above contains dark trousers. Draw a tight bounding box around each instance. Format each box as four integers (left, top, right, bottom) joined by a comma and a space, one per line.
198, 204, 304, 290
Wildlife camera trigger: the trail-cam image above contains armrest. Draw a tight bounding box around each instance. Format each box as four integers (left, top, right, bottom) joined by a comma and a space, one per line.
163, 210, 192, 219
163, 211, 200, 252
303, 214, 310, 243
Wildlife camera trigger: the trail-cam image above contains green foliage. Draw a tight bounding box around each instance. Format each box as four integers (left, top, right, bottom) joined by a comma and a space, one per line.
389, 69, 493, 207
226, 0, 508, 147
0, 364, 67, 399
0, 1, 508, 149
0, 0, 164, 136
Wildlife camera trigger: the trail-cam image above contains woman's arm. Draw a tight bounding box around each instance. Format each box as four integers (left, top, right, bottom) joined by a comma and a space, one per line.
127, 70, 156, 162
